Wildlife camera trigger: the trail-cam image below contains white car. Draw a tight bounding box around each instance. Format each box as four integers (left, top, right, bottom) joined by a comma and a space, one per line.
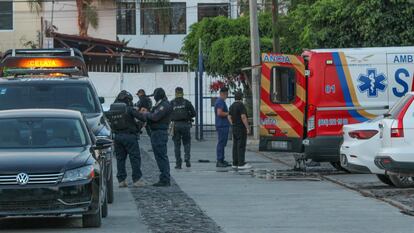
375, 93, 414, 188
340, 116, 393, 185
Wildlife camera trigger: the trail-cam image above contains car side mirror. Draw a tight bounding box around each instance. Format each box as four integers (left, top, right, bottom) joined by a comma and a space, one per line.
93, 138, 113, 150
99, 97, 105, 104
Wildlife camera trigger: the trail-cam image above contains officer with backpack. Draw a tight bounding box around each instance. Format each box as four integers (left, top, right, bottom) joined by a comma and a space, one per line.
106, 90, 145, 188
170, 87, 196, 169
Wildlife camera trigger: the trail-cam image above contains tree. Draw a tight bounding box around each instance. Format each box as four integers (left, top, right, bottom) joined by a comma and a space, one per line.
183, 0, 414, 89
75, 0, 99, 37
286, 0, 414, 50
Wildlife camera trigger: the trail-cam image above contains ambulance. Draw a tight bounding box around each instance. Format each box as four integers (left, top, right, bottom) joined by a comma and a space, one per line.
259, 47, 414, 166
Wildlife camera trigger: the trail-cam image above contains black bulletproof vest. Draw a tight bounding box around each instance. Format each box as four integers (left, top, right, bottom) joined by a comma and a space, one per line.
171, 98, 190, 121
106, 103, 138, 133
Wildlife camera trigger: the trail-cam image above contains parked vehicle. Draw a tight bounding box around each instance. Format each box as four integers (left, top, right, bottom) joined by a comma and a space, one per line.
340, 115, 396, 185
0, 109, 112, 227
375, 93, 414, 188
259, 47, 414, 167
0, 49, 114, 203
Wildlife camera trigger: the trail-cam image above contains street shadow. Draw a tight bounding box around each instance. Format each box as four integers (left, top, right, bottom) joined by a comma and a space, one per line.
0, 216, 82, 230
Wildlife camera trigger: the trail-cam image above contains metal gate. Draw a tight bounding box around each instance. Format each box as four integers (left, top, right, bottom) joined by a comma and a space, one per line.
194, 73, 235, 140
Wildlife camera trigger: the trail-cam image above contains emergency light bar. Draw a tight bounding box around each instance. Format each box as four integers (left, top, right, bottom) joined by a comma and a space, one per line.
5, 68, 81, 76
0, 48, 88, 77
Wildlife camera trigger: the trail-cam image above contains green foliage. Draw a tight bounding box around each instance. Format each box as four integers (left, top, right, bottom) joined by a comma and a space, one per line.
287, 0, 414, 50
208, 36, 272, 78
182, 14, 273, 75
183, 0, 414, 80
85, 3, 99, 30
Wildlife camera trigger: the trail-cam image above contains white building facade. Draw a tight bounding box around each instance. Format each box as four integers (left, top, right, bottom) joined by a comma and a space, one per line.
117, 0, 239, 54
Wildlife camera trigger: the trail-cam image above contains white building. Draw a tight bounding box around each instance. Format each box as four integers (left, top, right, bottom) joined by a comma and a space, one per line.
0, 1, 42, 52
117, 0, 238, 54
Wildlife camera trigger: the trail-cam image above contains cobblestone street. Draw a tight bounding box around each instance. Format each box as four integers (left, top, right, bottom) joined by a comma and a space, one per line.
127, 144, 223, 233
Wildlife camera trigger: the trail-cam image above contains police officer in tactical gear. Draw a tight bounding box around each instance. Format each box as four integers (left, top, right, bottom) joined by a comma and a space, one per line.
135, 88, 172, 187
170, 87, 196, 169
135, 89, 153, 137
106, 90, 145, 188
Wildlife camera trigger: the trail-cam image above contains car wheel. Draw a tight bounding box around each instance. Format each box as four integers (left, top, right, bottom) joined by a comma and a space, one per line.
82, 205, 102, 228
102, 192, 108, 218
376, 174, 395, 186
388, 175, 414, 188
107, 163, 114, 204
330, 162, 350, 173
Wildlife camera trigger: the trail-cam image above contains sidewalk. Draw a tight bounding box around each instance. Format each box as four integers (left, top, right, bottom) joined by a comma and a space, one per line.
139, 136, 414, 233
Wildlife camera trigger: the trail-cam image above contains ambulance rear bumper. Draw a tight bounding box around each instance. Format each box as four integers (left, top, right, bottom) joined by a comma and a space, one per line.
303, 136, 343, 162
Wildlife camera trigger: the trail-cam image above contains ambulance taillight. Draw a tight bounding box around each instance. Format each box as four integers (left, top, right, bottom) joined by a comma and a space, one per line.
307, 105, 316, 138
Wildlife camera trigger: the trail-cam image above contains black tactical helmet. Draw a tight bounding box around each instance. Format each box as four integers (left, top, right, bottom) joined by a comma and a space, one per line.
116, 90, 133, 105
153, 88, 166, 102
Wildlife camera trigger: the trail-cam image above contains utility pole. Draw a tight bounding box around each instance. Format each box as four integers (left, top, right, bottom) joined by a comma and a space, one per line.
249, 0, 260, 140
51, 0, 55, 30
271, 0, 280, 53
120, 52, 124, 91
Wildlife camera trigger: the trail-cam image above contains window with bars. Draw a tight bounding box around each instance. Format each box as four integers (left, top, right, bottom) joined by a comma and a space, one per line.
198, 3, 229, 22
141, 2, 186, 35
163, 64, 188, 72
117, 2, 136, 35
0, 1, 13, 30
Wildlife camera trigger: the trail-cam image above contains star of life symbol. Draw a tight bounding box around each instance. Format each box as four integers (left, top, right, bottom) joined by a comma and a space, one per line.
357, 69, 387, 97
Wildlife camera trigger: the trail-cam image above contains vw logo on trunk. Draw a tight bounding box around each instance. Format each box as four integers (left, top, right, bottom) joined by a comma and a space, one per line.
16, 173, 29, 185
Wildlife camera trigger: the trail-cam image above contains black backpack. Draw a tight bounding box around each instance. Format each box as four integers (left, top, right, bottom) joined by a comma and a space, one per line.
106, 103, 129, 131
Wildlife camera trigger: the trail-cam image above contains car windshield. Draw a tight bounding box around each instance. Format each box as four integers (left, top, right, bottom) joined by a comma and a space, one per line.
0, 118, 88, 148
0, 83, 99, 113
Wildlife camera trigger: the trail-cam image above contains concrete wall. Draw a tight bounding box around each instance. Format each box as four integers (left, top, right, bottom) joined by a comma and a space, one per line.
89, 72, 194, 105
118, 0, 238, 54
0, 2, 42, 52
89, 71, 232, 125
43, 0, 116, 40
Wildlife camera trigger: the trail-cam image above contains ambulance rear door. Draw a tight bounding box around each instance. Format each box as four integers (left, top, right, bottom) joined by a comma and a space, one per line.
259, 54, 306, 152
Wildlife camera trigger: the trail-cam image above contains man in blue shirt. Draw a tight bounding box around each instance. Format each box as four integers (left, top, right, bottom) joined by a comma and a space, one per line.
214, 87, 231, 167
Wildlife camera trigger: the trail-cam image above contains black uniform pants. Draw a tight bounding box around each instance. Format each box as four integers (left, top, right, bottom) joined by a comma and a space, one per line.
232, 126, 247, 166
172, 122, 191, 164
114, 133, 142, 182
150, 129, 170, 183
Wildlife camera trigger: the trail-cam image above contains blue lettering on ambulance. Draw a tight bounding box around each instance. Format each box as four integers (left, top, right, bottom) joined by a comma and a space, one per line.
263, 54, 291, 63
392, 68, 410, 97
394, 55, 413, 63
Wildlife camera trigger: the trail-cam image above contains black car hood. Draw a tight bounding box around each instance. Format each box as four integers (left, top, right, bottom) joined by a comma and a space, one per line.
0, 147, 91, 174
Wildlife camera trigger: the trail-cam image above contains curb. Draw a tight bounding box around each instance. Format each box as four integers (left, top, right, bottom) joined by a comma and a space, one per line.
322, 175, 414, 216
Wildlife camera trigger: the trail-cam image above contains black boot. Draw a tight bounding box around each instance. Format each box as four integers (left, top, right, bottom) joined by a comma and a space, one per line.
175, 163, 182, 169
185, 160, 191, 168
153, 181, 171, 187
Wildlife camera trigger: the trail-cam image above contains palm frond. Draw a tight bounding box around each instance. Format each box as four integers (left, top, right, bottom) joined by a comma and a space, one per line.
27, 0, 42, 15
85, 3, 99, 29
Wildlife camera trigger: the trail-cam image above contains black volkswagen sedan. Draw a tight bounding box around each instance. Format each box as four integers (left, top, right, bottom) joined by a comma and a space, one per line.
0, 109, 112, 228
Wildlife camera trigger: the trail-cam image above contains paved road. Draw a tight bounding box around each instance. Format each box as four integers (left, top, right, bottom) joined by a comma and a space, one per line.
168, 139, 414, 233
0, 169, 149, 233
2, 136, 414, 233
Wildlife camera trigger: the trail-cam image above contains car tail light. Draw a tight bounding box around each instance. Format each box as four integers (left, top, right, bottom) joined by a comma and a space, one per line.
307, 105, 316, 138
348, 130, 378, 140
392, 96, 414, 138
391, 127, 404, 138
